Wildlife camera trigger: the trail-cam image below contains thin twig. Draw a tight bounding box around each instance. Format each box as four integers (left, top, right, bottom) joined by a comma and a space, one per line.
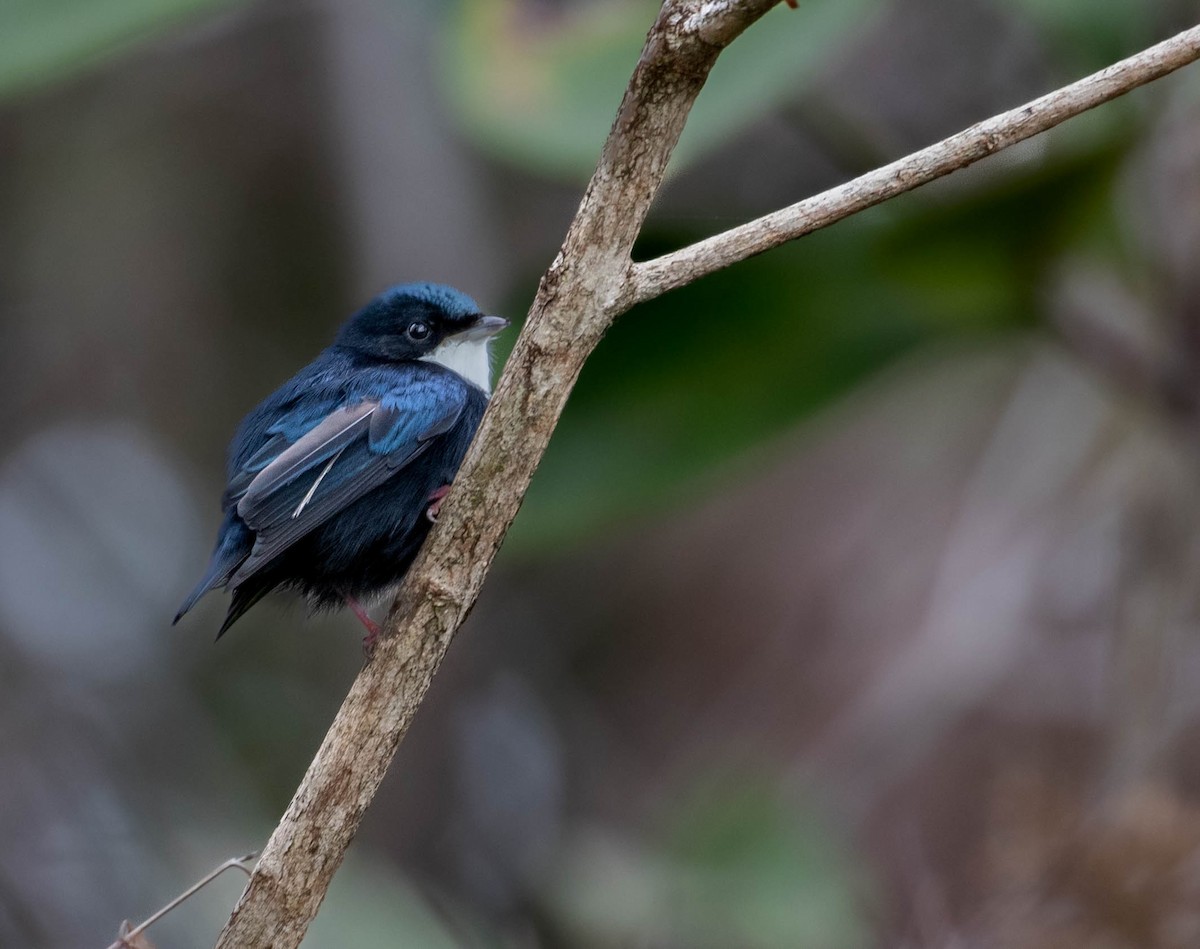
108, 853, 256, 949
629, 23, 1200, 304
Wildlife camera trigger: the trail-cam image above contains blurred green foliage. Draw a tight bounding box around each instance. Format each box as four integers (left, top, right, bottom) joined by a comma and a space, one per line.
0, 0, 241, 96
508, 140, 1127, 549
3, 2, 1191, 946
551, 777, 868, 947
422, 0, 1160, 551
307, 856, 465, 949
441, 0, 885, 180
1007, 0, 1161, 66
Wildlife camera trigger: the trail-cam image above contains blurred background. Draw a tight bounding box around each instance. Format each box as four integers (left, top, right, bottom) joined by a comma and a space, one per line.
4, 0, 1200, 945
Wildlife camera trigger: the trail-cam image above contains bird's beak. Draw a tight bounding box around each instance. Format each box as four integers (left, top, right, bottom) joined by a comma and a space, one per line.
458, 314, 509, 341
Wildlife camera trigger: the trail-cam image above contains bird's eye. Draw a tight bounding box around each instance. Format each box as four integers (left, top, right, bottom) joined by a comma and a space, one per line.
407, 321, 431, 341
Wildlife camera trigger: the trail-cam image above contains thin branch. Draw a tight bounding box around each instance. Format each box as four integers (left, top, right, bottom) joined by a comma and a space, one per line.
109, 854, 256, 949
214, 4, 1200, 947
213, 1, 777, 945
629, 23, 1200, 304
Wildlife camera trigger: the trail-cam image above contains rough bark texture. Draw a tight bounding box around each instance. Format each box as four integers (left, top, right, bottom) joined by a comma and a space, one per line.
213, 2, 778, 946
214, 5, 1200, 945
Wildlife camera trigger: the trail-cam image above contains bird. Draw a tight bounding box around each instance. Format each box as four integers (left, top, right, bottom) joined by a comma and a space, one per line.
174, 282, 508, 647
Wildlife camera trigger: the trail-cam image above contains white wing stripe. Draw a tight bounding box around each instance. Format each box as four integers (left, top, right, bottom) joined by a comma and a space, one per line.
292, 445, 346, 519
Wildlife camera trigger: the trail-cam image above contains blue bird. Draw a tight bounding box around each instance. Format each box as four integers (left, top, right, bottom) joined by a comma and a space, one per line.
174, 282, 508, 645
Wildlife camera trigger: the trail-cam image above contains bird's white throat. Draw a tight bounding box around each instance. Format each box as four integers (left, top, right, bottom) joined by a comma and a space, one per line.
422, 336, 494, 393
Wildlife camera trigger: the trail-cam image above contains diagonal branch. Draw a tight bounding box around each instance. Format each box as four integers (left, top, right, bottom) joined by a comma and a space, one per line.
630, 23, 1200, 304
214, 5, 1200, 946
214, 1, 777, 945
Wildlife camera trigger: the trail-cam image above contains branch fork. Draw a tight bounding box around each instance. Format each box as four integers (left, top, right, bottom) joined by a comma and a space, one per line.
214, 3, 1200, 945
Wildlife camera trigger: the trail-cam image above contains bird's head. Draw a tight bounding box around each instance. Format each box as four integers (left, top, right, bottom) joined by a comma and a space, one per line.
336, 283, 508, 391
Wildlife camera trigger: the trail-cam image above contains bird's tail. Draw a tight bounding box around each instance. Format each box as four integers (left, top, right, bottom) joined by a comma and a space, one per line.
174, 514, 252, 624
216, 580, 273, 640
174, 564, 230, 625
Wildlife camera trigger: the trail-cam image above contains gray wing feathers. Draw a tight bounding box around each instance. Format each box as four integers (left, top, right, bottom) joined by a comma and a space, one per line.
228, 389, 465, 587
230, 440, 431, 585
237, 401, 378, 522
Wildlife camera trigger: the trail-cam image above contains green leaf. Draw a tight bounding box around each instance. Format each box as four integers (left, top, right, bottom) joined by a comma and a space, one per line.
439, 0, 885, 181
0, 0, 242, 98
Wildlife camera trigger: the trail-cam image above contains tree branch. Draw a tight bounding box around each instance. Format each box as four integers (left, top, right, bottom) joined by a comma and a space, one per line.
630, 23, 1200, 303
213, 1, 776, 945
214, 4, 1200, 945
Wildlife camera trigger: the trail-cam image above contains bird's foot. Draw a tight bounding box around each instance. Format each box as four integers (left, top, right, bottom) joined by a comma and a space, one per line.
343, 593, 382, 657
426, 484, 452, 523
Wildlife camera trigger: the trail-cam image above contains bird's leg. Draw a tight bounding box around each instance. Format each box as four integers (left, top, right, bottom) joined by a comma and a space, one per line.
426, 484, 452, 522
342, 592, 382, 654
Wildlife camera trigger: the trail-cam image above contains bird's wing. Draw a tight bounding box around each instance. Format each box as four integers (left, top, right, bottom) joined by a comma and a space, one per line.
229, 373, 469, 585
